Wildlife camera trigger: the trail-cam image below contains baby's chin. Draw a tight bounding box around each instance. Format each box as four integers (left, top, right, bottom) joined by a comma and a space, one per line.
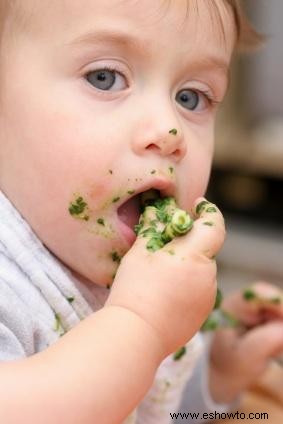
69, 259, 118, 289
68, 238, 131, 289
70, 267, 113, 289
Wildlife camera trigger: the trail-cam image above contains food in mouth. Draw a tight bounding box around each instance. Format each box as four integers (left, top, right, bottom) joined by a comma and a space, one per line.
134, 189, 194, 252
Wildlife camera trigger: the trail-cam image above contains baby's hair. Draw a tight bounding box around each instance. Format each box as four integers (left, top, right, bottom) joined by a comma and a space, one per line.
0, 0, 262, 50
226, 0, 263, 50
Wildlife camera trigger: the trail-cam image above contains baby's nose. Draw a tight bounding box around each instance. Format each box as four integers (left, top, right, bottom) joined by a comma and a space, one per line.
131, 121, 187, 162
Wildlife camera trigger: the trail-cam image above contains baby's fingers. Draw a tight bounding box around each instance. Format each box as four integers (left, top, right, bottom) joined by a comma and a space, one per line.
174, 198, 226, 259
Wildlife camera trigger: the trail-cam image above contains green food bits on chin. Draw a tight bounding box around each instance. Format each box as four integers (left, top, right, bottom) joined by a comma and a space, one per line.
97, 218, 105, 226
203, 221, 214, 226
127, 190, 135, 195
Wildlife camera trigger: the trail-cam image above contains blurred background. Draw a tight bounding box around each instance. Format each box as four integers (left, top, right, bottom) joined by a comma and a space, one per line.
207, 0, 283, 295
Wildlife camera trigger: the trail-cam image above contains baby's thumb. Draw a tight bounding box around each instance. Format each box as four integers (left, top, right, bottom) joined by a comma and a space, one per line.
241, 320, 283, 363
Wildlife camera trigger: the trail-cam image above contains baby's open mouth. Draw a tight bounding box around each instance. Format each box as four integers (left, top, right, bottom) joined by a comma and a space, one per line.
115, 177, 176, 245
117, 194, 141, 231
117, 189, 160, 232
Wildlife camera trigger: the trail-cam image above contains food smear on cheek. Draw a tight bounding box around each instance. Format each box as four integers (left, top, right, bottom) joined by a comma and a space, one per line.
68, 189, 116, 238
68, 195, 90, 221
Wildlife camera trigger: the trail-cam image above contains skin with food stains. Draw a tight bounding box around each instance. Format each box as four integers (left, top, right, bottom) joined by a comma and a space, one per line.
69, 196, 90, 221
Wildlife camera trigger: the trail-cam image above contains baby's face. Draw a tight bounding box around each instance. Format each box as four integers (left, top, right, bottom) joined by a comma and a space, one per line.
0, 0, 235, 286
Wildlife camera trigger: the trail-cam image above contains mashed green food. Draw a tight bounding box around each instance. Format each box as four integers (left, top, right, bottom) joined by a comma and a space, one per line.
135, 190, 194, 252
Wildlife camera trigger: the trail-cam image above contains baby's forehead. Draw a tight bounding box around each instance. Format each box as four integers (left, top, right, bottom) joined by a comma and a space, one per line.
6, 0, 236, 54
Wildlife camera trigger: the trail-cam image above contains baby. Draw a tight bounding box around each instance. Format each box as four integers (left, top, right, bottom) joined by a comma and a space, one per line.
1, 1, 280, 424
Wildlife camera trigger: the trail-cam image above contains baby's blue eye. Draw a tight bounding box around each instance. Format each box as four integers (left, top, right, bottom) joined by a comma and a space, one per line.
86, 70, 115, 90
86, 69, 127, 91
176, 89, 200, 111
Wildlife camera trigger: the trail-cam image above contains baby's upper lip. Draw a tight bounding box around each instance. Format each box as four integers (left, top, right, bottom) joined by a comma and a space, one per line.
140, 177, 176, 197
117, 176, 176, 208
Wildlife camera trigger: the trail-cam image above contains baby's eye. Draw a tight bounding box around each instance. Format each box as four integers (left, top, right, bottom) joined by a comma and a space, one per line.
175, 89, 203, 111
86, 68, 127, 91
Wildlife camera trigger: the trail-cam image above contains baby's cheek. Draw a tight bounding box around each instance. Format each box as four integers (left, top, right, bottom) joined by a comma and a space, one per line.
88, 181, 113, 207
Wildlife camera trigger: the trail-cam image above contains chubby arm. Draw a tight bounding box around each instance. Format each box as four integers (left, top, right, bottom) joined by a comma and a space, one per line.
0, 198, 225, 423
0, 306, 164, 424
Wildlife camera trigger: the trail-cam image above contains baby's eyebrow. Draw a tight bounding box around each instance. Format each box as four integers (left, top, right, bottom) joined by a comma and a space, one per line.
189, 56, 231, 89
67, 29, 150, 57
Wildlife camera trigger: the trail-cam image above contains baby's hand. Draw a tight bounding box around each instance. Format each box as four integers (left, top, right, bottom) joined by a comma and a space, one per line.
209, 281, 283, 404
106, 198, 225, 357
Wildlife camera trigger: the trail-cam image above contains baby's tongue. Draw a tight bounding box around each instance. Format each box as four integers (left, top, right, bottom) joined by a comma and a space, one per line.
117, 195, 140, 230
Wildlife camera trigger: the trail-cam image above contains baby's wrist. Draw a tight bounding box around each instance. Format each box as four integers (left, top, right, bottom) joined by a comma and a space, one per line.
103, 303, 167, 361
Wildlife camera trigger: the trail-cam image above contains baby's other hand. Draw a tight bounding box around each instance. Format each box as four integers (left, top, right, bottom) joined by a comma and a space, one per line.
209, 281, 283, 404
106, 198, 226, 357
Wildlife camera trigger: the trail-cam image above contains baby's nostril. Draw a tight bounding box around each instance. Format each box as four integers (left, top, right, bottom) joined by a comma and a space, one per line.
146, 143, 160, 151
173, 148, 182, 158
